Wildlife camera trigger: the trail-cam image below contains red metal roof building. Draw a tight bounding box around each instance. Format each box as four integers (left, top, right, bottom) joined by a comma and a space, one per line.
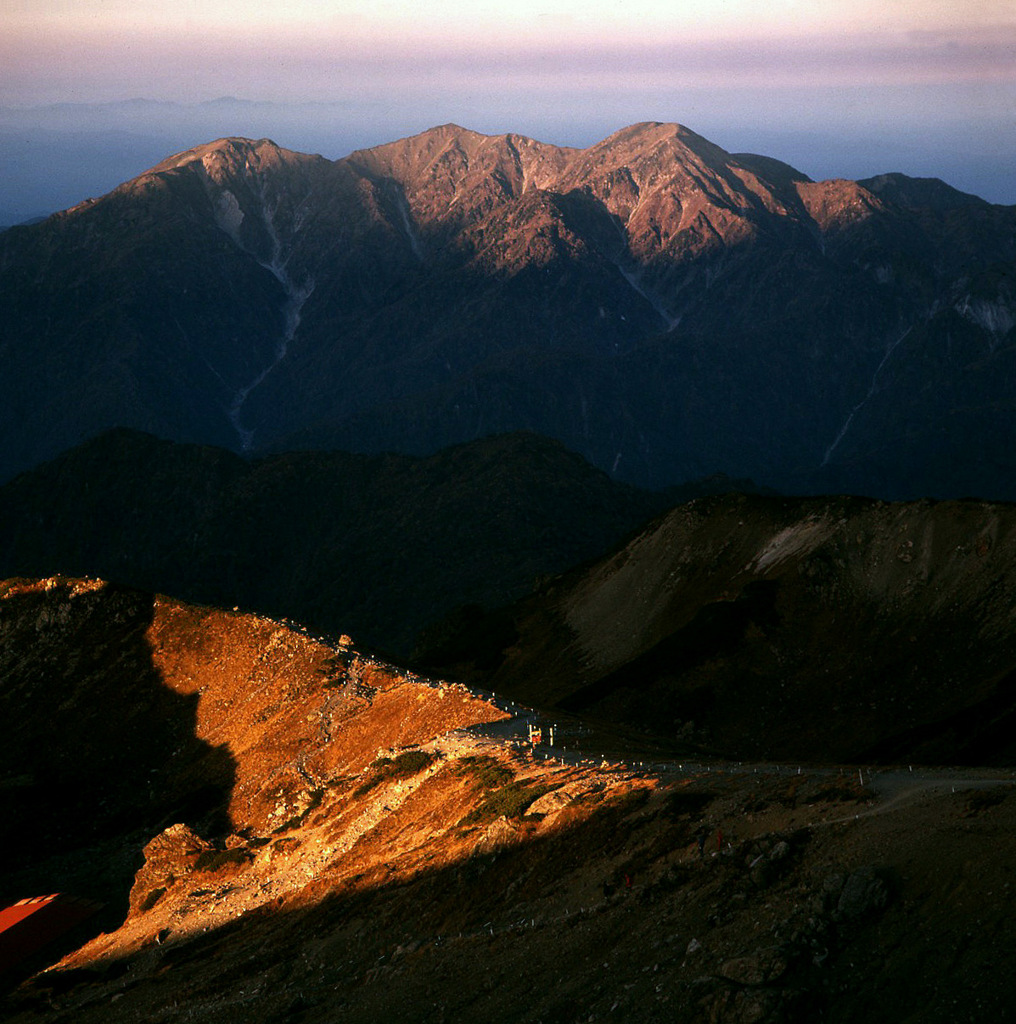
0, 894, 101, 975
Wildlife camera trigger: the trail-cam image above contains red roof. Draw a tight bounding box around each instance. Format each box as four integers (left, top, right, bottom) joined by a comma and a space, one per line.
0, 894, 101, 975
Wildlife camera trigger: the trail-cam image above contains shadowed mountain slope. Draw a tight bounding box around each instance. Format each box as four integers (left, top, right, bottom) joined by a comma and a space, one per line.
0, 577, 235, 938
0, 428, 745, 656
1, 123, 1013, 496
421, 492, 1016, 765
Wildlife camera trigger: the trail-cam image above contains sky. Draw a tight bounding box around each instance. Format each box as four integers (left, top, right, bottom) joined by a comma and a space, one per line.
4, 0, 1014, 102
1, 0, 1014, 218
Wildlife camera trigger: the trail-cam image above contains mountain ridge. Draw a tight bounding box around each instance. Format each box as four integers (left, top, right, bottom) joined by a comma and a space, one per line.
6, 574, 1016, 1022
2, 122, 1014, 496
0, 427, 717, 656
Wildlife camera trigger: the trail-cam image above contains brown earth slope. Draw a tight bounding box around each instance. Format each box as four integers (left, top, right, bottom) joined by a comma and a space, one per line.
2, 577, 1016, 1023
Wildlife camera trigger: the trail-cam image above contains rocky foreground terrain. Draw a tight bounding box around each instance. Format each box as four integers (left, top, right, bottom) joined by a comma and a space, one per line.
2, 576, 1015, 1023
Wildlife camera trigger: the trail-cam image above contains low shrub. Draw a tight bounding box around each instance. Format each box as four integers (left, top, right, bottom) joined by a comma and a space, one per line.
272, 788, 326, 833
453, 755, 514, 789
354, 750, 436, 797
391, 750, 434, 776
461, 781, 551, 825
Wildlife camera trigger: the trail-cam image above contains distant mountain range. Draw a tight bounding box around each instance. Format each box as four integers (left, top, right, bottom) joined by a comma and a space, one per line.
0, 98, 376, 227
1, 122, 1014, 497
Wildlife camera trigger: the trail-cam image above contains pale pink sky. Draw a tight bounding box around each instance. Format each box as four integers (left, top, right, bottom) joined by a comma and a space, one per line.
0, 0, 1013, 209
3, 0, 1014, 104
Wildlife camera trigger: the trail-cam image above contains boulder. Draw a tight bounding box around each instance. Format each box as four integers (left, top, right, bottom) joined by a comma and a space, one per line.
833, 866, 890, 921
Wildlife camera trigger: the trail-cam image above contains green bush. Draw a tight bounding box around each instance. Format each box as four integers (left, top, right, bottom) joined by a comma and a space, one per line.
461, 781, 551, 825
354, 750, 436, 797
392, 750, 434, 776
453, 755, 514, 789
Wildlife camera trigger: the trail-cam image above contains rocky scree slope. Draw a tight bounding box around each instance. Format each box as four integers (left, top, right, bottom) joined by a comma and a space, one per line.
423, 492, 1016, 765
3, 576, 1016, 1024
1, 123, 1013, 496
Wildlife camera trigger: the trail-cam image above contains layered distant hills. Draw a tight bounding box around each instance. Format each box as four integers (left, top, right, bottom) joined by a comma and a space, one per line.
8, 428, 1016, 767
2, 122, 1014, 497
0, 428, 725, 655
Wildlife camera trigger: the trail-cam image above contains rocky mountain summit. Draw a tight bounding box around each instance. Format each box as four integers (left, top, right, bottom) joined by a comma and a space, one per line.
3, 576, 1015, 1023
1, 122, 1013, 496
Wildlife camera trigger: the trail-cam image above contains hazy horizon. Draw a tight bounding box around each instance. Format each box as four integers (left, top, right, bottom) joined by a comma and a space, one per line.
1, 0, 1014, 223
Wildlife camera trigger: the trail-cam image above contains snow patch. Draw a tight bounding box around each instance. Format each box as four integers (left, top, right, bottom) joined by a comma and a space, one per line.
228, 276, 314, 452
393, 190, 424, 262
822, 326, 912, 467
608, 218, 680, 331
219, 170, 315, 450
616, 264, 680, 331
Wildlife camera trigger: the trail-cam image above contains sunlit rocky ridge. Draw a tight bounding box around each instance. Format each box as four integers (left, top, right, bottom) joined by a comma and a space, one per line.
3, 576, 1016, 1023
